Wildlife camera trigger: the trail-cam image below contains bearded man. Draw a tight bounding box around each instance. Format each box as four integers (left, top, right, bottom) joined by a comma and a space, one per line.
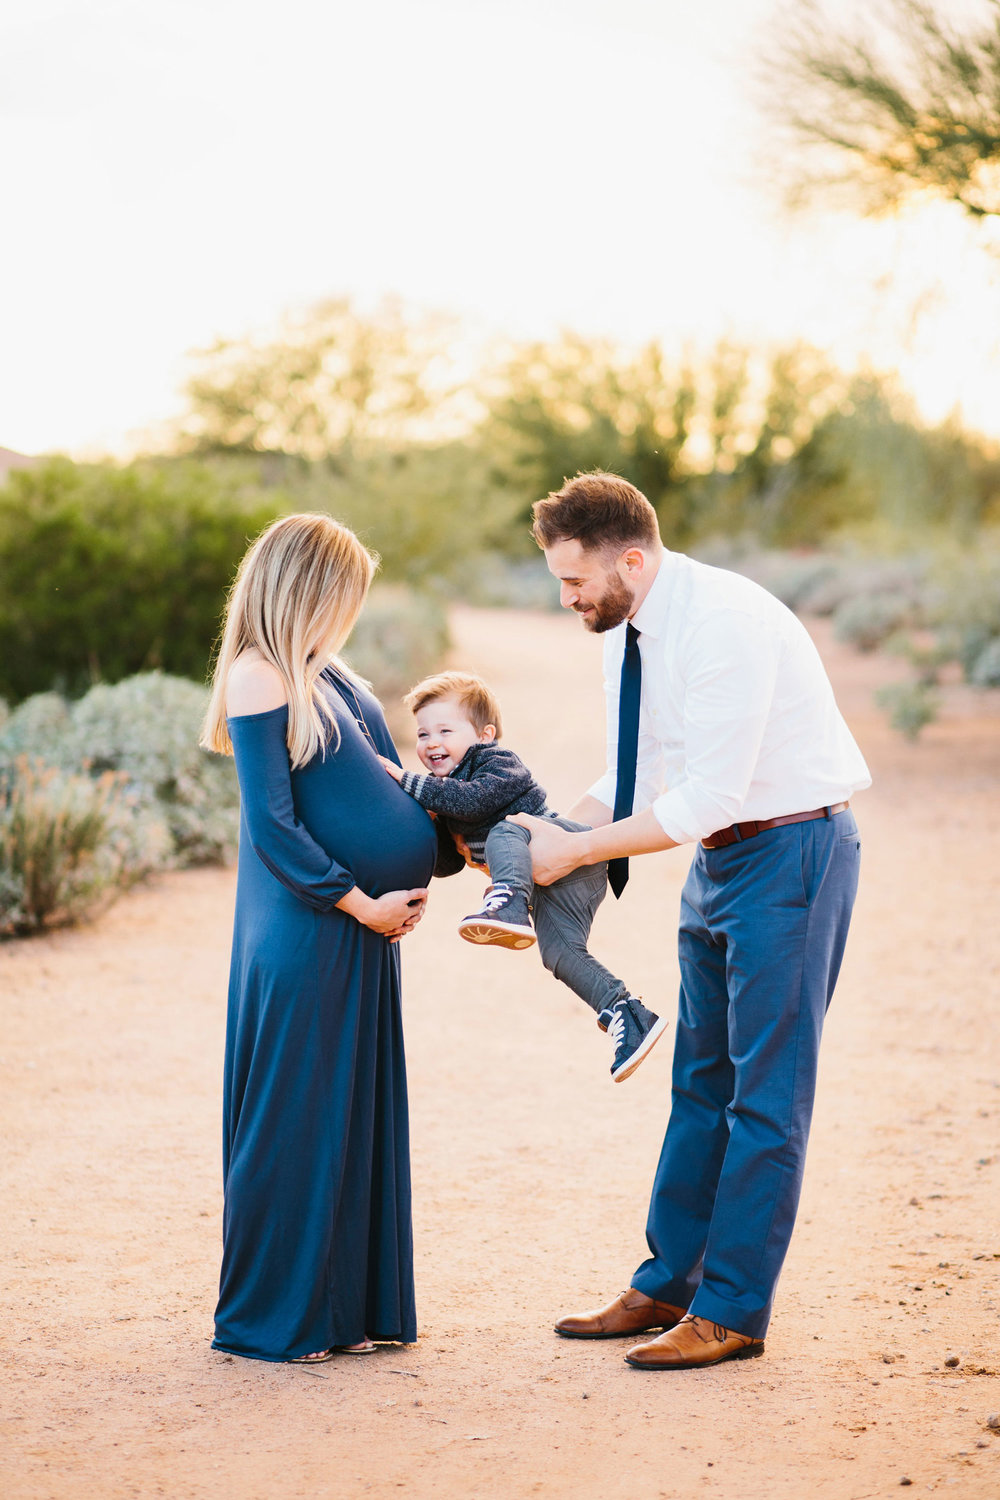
510, 472, 870, 1370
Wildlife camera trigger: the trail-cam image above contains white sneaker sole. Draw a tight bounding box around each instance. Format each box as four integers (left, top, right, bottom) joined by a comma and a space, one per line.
458, 918, 537, 950
611, 1015, 670, 1082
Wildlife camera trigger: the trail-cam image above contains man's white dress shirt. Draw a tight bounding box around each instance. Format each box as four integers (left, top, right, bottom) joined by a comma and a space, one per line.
587, 550, 872, 845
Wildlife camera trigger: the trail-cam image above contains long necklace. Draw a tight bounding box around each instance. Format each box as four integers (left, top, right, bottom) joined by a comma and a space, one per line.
330, 667, 379, 753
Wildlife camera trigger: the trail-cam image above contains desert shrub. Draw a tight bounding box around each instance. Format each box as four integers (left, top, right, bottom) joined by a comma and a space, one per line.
462, 555, 560, 611
832, 593, 915, 652
781, 552, 930, 618
0, 456, 281, 702
344, 586, 450, 724
0, 693, 73, 756
874, 682, 940, 743
762, 557, 838, 612
67, 674, 240, 864
969, 637, 1000, 688
925, 549, 1000, 679
0, 759, 168, 937
0, 673, 239, 867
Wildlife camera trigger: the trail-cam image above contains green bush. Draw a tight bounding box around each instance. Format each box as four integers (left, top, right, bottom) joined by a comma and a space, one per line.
0, 457, 280, 702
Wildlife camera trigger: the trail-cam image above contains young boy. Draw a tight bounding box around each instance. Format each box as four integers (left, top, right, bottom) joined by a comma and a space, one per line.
378, 671, 667, 1082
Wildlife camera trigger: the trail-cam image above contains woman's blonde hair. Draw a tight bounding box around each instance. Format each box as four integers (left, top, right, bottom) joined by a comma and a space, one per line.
200, 513, 377, 768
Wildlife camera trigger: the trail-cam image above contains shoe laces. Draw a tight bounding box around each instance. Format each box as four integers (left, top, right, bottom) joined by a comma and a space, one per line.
607, 1008, 626, 1049
479, 883, 514, 914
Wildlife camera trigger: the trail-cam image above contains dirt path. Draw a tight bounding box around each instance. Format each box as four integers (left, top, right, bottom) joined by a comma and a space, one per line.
2, 606, 999, 1500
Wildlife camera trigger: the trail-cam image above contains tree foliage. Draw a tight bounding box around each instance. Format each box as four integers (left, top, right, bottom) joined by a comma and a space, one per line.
183, 297, 466, 457
765, 0, 1000, 223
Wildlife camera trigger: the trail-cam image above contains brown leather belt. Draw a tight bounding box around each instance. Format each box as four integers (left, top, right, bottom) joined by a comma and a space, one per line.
701, 802, 850, 850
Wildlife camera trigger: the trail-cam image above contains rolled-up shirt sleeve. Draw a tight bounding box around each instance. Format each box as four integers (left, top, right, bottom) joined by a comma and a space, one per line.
649, 611, 781, 844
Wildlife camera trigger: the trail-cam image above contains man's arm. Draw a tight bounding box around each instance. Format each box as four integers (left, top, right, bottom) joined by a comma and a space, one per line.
565, 792, 614, 828
507, 806, 678, 885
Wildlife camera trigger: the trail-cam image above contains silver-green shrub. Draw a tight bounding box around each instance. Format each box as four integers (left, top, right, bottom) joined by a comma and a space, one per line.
927, 549, 1000, 682
0, 673, 239, 869
67, 674, 239, 865
832, 593, 915, 652
874, 682, 940, 743
970, 637, 1000, 688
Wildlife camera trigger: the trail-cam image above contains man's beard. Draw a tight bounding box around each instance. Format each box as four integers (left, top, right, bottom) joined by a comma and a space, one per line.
578, 572, 635, 633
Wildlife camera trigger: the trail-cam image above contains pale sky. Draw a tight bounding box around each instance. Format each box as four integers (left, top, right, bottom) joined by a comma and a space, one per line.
3, 0, 1000, 456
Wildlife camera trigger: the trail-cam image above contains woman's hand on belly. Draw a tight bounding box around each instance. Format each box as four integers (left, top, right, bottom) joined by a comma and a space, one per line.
337, 885, 429, 941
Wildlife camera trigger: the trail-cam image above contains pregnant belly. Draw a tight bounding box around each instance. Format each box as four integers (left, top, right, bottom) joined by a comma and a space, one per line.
348, 793, 437, 895
296, 773, 437, 897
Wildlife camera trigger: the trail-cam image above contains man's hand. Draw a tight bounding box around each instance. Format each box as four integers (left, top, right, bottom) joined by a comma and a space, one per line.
505, 813, 586, 885
378, 754, 404, 782
454, 832, 489, 874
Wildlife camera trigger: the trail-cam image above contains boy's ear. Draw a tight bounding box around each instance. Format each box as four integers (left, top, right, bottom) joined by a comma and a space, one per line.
481, 723, 498, 743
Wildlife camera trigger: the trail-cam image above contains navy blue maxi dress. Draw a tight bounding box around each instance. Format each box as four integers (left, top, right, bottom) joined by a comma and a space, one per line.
212, 666, 437, 1362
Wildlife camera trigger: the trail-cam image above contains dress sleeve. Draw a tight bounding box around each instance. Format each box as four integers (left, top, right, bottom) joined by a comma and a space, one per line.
229, 709, 356, 909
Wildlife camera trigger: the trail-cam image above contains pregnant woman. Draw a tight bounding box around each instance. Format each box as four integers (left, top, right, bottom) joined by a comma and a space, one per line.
200, 513, 437, 1363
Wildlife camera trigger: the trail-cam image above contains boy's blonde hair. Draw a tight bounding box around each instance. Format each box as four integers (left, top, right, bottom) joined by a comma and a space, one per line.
201, 512, 377, 768
403, 671, 503, 739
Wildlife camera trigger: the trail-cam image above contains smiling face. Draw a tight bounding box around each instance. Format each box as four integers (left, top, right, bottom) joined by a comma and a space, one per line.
543, 537, 638, 633
414, 694, 496, 776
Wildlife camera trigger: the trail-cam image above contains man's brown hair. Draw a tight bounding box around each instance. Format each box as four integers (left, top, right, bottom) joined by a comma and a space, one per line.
531, 471, 659, 555
403, 671, 503, 739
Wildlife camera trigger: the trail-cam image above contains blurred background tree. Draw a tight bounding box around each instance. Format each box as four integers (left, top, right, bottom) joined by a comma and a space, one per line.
183, 296, 470, 457
764, 0, 1000, 225
481, 334, 700, 543
2, 296, 998, 722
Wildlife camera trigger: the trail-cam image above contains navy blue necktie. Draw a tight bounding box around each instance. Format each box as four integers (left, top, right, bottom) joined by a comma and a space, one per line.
608, 622, 641, 899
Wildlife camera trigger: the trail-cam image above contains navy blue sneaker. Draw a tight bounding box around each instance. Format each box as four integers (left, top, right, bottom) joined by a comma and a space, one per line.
597, 996, 669, 1082
458, 883, 536, 949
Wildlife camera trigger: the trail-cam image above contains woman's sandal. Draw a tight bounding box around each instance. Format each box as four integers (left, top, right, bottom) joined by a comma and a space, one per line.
288, 1339, 375, 1362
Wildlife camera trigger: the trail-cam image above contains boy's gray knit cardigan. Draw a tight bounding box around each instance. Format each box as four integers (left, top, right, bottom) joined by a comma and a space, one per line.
398, 743, 550, 876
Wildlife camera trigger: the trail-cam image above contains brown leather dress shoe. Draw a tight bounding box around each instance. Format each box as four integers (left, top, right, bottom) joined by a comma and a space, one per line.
555, 1288, 686, 1340
625, 1314, 764, 1369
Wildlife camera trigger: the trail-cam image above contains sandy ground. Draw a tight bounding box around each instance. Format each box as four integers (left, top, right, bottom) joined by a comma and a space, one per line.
2, 604, 1000, 1500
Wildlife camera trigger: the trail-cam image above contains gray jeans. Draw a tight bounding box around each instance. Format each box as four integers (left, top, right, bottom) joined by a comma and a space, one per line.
484, 815, 629, 1017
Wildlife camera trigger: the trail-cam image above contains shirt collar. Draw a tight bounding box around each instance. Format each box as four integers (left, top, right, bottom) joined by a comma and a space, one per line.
630, 548, 680, 640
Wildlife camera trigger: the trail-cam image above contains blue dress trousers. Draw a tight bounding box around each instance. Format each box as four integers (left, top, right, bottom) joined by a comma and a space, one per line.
631, 809, 861, 1338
